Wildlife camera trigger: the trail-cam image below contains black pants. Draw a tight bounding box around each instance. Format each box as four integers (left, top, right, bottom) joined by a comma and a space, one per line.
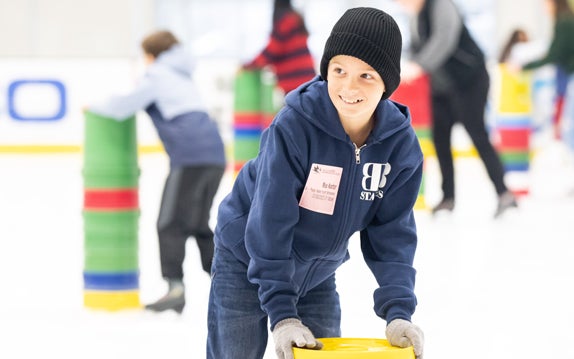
431, 67, 508, 200
157, 165, 225, 279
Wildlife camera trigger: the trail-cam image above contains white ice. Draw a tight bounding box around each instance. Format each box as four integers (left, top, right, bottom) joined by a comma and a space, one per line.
1, 137, 574, 358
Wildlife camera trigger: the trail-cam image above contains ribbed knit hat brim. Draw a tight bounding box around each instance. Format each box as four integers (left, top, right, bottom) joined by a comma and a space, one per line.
320, 7, 402, 100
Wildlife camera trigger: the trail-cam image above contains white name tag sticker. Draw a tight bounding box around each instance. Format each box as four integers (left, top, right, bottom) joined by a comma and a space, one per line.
299, 163, 343, 215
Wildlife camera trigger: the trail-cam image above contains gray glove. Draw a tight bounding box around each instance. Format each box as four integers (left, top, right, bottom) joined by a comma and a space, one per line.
272, 318, 323, 359
385, 318, 424, 359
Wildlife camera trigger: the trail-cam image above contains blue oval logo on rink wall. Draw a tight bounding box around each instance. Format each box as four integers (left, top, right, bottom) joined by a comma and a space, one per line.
7, 79, 67, 121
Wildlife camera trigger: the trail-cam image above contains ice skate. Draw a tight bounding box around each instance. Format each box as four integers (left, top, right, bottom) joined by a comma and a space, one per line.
145, 280, 185, 314
494, 191, 518, 218
431, 198, 454, 215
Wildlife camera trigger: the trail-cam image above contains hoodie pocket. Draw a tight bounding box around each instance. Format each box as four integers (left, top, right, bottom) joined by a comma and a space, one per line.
216, 214, 248, 252
292, 250, 344, 296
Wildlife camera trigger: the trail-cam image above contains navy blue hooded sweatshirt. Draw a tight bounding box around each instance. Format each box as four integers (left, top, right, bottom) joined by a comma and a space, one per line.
215, 76, 423, 329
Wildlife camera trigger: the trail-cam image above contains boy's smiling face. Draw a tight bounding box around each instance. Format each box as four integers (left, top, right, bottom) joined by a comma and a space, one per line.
327, 55, 386, 137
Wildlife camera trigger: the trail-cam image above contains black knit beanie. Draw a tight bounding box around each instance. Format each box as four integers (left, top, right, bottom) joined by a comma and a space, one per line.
320, 7, 402, 100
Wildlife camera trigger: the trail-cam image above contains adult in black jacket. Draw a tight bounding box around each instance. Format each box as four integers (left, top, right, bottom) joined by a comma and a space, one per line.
398, 0, 517, 218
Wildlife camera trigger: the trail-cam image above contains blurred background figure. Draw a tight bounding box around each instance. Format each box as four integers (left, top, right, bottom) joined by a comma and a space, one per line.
397, 0, 518, 218
87, 30, 226, 314
499, 28, 530, 64
521, 0, 574, 152
498, 27, 548, 67
242, 0, 316, 95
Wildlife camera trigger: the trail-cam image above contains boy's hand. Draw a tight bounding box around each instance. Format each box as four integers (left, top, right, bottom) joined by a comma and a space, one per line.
272, 318, 323, 359
386, 318, 424, 358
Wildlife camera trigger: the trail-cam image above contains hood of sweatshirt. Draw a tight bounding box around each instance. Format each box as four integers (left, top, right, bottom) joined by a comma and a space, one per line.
154, 45, 195, 78
156, 45, 195, 77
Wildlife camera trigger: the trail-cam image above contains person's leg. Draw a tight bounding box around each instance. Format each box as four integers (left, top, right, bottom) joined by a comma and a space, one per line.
560, 75, 574, 153
551, 66, 569, 139
183, 166, 225, 274
458, 69, 508, 195
561, 75, 574, 196
145, 168, 188, 313
156, 168, 188, 280
431, 92, 456, 212
207, 247, 268, 359
457, 69, 517, 217
297, 274, 341, 338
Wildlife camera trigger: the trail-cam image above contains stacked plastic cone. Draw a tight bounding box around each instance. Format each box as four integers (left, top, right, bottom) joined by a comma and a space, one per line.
82, 111, 141, 310
390, 75, 433, 210
494, 64, 532, 196
232, 69, 278, 176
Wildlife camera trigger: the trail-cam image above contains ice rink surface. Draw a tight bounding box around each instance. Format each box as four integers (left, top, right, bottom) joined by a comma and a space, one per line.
1, 139, 574, 358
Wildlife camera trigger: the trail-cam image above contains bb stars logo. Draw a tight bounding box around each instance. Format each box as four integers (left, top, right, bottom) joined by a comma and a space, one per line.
360, 163, 391, 201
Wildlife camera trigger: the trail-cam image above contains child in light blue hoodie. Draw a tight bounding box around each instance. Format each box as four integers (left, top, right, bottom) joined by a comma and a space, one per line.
88, 30, 226, 314
207, 8, 423, 359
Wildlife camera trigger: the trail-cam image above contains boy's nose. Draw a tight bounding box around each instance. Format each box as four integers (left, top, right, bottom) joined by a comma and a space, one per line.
342, 76, 359, 91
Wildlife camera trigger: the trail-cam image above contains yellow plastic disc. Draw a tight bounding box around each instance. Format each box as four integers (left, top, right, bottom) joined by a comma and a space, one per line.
84, 290, 141, 311
293, 338, 415, 359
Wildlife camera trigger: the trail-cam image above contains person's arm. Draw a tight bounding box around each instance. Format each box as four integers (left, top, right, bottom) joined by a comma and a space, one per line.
243, 120, 306, 329
244, 12, 300, 68
361, 137, 425, 359
523, 17, 570, 70
360, 134, 423, 323
411, 0, 463, 72
87, 75, 155, 121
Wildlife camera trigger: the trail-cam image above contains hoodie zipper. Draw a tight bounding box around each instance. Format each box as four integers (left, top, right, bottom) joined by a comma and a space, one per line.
325, 143, 362, 259
354, 143, 366, 164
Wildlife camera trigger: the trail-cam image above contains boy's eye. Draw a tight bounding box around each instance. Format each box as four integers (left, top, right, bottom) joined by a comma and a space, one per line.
361, 73, 373, 79
333, 67, 344, 74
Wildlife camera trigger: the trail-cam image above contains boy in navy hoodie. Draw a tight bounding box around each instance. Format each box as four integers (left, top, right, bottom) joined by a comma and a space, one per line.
207, 8, 424, 359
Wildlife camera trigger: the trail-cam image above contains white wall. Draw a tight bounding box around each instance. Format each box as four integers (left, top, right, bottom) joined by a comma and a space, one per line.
0, 0, 155, 58
0, 0, 553, 150
0, 0, 158, 150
